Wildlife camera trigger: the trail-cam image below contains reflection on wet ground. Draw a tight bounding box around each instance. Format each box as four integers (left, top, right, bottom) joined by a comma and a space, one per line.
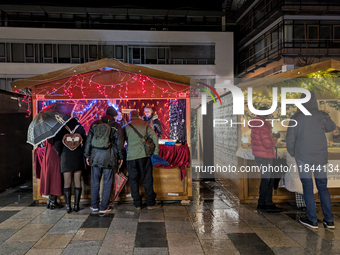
0, 181, 340, 254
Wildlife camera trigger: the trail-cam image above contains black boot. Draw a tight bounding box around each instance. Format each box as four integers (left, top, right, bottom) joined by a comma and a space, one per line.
64, 188, 72, 214
47, 195, 53, 209
47, 195, 64, 209
73, 187, 82, 212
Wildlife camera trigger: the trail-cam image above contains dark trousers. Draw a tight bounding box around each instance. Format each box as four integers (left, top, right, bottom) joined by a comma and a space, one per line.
91, 167, 113, 211
255, 156, 274, 206
127, 157, 156, 207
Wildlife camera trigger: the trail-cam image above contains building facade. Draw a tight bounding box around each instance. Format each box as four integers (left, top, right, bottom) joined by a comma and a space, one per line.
0, 4, 234, 94
235, 0, 340, 78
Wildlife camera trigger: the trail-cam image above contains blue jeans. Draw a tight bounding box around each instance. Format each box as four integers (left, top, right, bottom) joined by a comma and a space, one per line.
255, 157, 274, 206
295, 158, 333, 223
91, 167, 113, 211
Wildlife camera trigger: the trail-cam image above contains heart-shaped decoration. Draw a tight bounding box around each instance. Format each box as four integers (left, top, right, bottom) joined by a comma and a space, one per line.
62, 133, 83, 151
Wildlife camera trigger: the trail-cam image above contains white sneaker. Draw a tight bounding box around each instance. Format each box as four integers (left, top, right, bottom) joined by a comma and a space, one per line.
90, 207, 99, 212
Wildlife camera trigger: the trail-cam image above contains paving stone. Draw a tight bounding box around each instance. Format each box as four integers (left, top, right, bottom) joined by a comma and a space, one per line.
48, 218, 86, 235
80, 214, 113, 228
0, 218, 32, 229
11, 207, 46, 219
6, 223, 53, 242
0, 206, 26, 211
194, 223, 229, 240
133, 247, 168, 255
114, 209, 140, 219
99, 234, 135, 255
107, 218, 138, 234
0, 211, 20, 224
252, 227, 301, 247
62, 240, 102, 255
26, 248, 64, 255
220, 221, 254, 233
139, 212, 164, 222
73, 228, 108, 241
34, 234, 74, 249
0, 229, 18, 243
0, 241, 35, 255
167, 232, 204, 255
31, 210, 66, 224
227, 233, 275, 254
270, 247, 313, 255
135, 222, 167, 247
165, 219, 194, 233
201, 239, 240, 255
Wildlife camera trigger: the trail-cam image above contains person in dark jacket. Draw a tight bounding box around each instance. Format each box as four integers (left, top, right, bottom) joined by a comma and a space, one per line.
123, 110, 161, 210
142, 106, 163, 138
115, 111, 127, 126
55, 118, 87, 213
249, 107, 283, 213
286, 91, 336, 229
84, 106, 124, 216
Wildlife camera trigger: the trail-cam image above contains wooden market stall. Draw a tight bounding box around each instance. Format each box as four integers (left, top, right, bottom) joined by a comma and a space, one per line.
11, 58, 193, 203
216, 59, 340, 203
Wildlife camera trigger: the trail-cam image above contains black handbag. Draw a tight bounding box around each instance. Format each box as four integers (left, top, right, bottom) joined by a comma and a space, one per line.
128, 124, 155, 157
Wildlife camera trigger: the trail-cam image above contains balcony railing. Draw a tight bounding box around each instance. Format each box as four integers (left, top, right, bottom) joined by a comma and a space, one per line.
237, 39, 340, 75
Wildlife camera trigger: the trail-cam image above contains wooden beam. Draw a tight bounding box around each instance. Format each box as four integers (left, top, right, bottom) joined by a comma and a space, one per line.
238, 59, 340, 91
11, 58, 192, 91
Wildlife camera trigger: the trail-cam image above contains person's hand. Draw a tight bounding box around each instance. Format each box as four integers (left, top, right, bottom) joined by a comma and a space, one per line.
118, 160, 123, 169
86, 158, 90, 166
332, 127, 339, 136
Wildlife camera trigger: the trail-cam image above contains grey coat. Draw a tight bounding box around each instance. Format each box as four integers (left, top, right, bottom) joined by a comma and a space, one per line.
286, 91, 336, 165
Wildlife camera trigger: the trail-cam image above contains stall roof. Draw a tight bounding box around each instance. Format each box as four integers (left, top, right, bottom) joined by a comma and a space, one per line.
11, 58, 196, 100
237, 59, 340, 91
11, 58, 192, 91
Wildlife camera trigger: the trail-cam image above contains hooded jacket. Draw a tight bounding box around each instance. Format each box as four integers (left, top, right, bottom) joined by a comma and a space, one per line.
286, 91, 336, 165
84, 115, 124, 169
249, 115, 277, 159
123, 116, 159, 161
142, 113, 163, 138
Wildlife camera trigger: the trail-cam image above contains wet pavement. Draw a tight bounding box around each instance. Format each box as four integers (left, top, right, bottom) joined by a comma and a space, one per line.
1, 181, 340, 254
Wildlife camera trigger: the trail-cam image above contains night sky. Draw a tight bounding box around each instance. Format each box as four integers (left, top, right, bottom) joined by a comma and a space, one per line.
0, 1, 225, 11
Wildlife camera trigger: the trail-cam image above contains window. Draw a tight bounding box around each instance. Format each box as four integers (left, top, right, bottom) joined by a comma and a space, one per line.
12, 43, 24, 62
334, 25, 340, 42
115, 46, 123, 60
307, 25, 319, 41
248, 12, 254, 29
265, 35, 271, 52
285, 25, 293, 47
145, 48, 157, 64
102, 45, 114, 58
249, 46, 254, 62
89, 45, 98, 60
71, 44, 80, 63
25, 44, 34, 63
0, 43, 5, 62
265, 0, 272, 14
58, 44, 70, 63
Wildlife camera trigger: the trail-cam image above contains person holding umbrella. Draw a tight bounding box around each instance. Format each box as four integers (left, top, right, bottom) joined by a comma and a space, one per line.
28, 103, 77, 210
54, 117, 87, 213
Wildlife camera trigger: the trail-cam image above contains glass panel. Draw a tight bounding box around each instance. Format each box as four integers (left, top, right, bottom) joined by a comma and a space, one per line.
334, 26, 340, 42
115, 46, 123, 59
12, 43, 24, 62
44, 44, 52, 58
0, 43, 5, 57
25, 44, 34, 57
307, 25, 319, 40
71, 45, 79, 58
102, 45, 113, 58
89, 45, 97, 59
145, 48, 157, 64
133, 47, 140, 58
58, 44, 70, 63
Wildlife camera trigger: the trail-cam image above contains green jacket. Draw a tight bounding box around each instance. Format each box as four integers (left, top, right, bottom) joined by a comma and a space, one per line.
123, 117, 159, 161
